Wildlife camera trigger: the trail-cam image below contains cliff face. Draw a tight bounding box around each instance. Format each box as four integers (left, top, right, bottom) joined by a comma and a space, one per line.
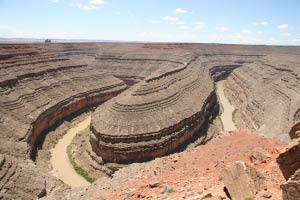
1, 43, 300, 199
0, 47, 128, 160
90, 54, 261, 163
224, 54, 300, 142
90, 56, 218, 162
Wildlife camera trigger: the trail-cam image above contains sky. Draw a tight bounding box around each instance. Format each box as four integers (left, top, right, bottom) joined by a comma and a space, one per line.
0, 0, 300, 45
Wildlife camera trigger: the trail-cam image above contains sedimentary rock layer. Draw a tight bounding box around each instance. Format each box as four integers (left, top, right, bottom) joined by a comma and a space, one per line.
90, 55, 250, 163
0, 154, 66, 199
0, 56, 127, 159
225, 54, 300, 142
1, 43, 300, 199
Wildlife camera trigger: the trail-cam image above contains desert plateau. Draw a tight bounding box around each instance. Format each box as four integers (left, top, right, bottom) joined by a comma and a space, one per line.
1, 0, 300, 199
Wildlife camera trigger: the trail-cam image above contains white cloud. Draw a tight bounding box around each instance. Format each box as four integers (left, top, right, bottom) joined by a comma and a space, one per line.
288, 39, 300, 43
280, 32, 291, 36
0, 24, 84, 39
90, 0, 105, 5
208, 32, 280, 45
71, 0, 105, 11
253, 21, 269, 26
51, 0, 60, 3
149, 20, 161, 24
194, 21, 204, 30
163, 16, 179, 22
138, 32, 197, 42
72, 3, 97, 10
215, 26, 230, 32
240, 29, 252, 34
278, 24, 289, 29
170, 21, 185, 25
175, 8, 188, 14
179, 26, 190, 30
256, 31, 264, 35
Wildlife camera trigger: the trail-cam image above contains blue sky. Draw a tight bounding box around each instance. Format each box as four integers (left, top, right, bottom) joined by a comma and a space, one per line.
0, 0, 300, 45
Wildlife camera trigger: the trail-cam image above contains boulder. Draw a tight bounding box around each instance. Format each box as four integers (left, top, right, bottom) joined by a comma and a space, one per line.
289, 122, 300, 140
220, 161, 267, 200
277, 136, 300, 200
277, 139, 300, 180
281, 168, 300, 200
250, 147, 271, 164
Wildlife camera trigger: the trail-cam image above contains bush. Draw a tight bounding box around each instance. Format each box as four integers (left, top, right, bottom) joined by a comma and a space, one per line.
67, 143, 95, 183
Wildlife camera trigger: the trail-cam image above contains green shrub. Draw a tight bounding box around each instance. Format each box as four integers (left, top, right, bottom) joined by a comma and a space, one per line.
67, 143, 95, 183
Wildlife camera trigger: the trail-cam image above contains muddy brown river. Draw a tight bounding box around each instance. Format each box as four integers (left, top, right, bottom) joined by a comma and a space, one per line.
50, 116, 91, 187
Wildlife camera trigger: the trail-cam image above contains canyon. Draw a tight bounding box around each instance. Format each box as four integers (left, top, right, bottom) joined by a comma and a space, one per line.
0, 42, 300, 199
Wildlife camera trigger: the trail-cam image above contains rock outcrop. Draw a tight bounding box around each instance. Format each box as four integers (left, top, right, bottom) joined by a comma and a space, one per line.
90, 54, 250, 163
224, 55, 300, 142
277, 124, 300, 200
1, 43, 300, 199
281, 168, 300, 200
277, 139, 300, 180
54, 131, 285, 200
289, 122, 300, 140
220, 161, 267, 200
0, 154, 66, 200
0, 47, 126, 161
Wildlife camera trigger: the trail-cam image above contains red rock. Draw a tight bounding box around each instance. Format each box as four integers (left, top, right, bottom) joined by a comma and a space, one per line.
220, 161, 267, 200
250, 147, 271, 164
289, 122, 300, 140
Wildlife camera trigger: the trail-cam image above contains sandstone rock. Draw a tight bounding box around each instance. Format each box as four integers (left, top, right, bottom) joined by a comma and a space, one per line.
220, 161, 267, 200
250, 147, 271, 164
149, 180, 160, 188
289, 122, 300, 140
277, 133, 300, 199
1, 43, 299, 199
90, 55, 245, 163
224, 55, 300, 142
281, 168, 300, 200
201, 192, 213, 199
0, 154, 65, 200
277, 138, 300, 180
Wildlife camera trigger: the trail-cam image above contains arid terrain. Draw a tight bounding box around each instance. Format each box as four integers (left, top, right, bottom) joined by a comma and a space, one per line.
1, 42, 300, 200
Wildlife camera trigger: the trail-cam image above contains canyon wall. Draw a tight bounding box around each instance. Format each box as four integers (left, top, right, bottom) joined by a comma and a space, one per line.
224, 54, 300, 142
90, 54, 258, 163
1, 43, 300, 199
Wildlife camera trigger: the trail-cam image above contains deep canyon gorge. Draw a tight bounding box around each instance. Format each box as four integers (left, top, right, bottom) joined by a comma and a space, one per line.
1, 43, 300, 199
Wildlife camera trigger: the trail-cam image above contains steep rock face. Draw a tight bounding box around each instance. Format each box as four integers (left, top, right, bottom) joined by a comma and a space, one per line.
277, 124, 300, 200
281, 168, 300, 200
0, 61, 127, 159
0, 154, 66, 200
278, 139, 300, 200
225, 54, 300, 142
90, 55, 251, 163
289, 122, 300, 140
1, 43, 300, 199
220, 161, 267, 200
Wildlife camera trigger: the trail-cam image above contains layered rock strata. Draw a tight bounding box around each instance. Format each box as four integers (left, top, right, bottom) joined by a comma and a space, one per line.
0, 154, 66, 199
224, 54, 300, 142
0, 44, 127, 158
1, 43, 300, 199
90, 56, 246, 163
